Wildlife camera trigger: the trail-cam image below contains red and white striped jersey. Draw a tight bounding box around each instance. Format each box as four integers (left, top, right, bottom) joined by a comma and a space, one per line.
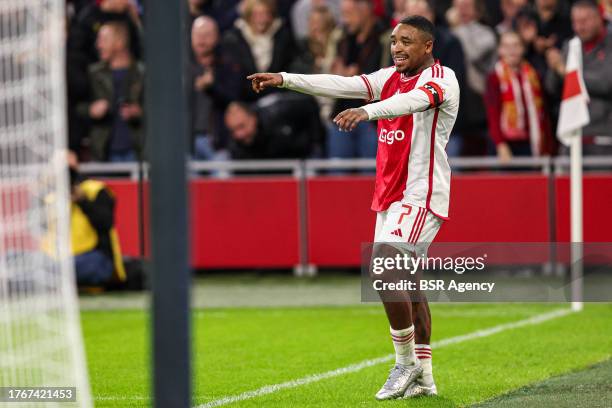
361, 62, 459, 218
281, 61, 460, 219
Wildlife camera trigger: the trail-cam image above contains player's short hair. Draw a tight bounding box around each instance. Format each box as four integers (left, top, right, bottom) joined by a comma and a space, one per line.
399, 15, 435, 42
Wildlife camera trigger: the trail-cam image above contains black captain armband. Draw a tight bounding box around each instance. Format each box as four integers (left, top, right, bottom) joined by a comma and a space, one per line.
418, 81, 444, 109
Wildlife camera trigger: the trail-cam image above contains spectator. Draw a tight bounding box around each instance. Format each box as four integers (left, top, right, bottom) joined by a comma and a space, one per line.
222, 0, 295, 102
485, 31, 553, 162
403, 0, 468, 157
78, 22, 144, 162
389, 0, 408, 27
225, 94, 322, 159
189, 16, 241, 160
546, 0, 612, 155
534, 0, 573, 52
291, 0, 341, 41
399, 1, 466, 92
67, 0, 142, 66
496, 0, 528, 35
327, 0, 385, 159
291, 5, 342, 125
67, 0, 142, 157
447, 0, 497, 155
514, 6, 549, 78
67, 152, 126, 287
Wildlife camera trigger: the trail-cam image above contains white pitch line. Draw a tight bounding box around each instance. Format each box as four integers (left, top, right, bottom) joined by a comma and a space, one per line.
195, 308, 574, 408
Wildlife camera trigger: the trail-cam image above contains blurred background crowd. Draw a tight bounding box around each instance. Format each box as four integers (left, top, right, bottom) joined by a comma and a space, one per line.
65, 0, 612, 163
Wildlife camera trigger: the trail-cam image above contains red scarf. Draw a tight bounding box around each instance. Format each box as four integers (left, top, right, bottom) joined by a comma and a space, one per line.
495, 60, 548, 155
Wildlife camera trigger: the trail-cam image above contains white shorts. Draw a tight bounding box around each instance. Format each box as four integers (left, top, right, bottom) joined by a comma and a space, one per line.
373, 202, 443, 250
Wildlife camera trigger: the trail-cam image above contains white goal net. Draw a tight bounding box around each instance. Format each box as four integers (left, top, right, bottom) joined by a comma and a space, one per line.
0, 0, 91, 406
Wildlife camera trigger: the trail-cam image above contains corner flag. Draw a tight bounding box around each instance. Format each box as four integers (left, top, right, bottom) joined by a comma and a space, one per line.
556, 37, 590, 146
556, 36, 589, 312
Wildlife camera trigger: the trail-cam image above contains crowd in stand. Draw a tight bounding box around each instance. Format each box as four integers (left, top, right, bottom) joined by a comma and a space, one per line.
65, 0, 612, 163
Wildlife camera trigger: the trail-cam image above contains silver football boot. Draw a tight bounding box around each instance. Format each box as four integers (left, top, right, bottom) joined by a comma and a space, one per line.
403, 381, 438, 398
375, 362, 423, 400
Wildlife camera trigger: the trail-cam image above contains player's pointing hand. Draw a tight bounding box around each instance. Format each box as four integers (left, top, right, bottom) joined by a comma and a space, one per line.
333, 108, 369, 132
247, 73, 283, 93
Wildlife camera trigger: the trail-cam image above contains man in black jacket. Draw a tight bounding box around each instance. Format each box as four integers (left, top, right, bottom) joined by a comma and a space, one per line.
77, 22, 144, 162
545, 0, 612, 155
189, 16, 241, 158
225, 94, 322, 160
67, 0, 142, 156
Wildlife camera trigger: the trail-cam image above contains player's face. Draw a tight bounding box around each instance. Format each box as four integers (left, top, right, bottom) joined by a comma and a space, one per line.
390, 24, 433, 74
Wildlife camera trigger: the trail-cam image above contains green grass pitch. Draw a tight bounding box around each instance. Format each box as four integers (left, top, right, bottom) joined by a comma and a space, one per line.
82, 302, 612, 407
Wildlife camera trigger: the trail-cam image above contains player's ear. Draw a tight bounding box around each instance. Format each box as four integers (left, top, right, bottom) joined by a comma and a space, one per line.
424, 39, 433, 54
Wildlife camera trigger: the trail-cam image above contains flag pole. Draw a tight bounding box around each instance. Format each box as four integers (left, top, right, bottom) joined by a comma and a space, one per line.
570, 130, 583, 312
557, 37, 587, 312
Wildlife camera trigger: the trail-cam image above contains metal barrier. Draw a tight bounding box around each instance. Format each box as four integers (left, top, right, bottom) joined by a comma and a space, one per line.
79, 156, 612, 179
79, 157, 612, 275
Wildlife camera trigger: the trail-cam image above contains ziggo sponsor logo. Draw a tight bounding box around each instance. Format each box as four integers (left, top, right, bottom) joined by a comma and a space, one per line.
378, 129, 405, 145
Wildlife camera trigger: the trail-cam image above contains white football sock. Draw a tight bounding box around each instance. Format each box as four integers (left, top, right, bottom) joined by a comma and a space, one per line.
415, 344, 434, 387
390, 326, 417, 366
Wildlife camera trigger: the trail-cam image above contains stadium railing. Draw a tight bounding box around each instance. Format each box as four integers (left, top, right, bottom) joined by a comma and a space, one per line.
78, 157, 612, 274
79, 156, 611, 179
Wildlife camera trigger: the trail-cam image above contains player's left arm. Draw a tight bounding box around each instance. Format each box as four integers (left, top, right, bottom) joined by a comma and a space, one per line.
334, 72, 458, 131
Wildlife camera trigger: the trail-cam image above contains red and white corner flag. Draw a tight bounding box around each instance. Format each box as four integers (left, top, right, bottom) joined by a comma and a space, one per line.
556, 37, 590, 146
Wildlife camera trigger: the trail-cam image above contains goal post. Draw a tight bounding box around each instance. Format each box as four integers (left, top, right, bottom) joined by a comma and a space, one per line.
0, 0, 92, 406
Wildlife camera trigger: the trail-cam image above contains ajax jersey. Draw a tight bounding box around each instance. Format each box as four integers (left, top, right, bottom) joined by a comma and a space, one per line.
361, 62, 460, 219
281, 61, 460, 219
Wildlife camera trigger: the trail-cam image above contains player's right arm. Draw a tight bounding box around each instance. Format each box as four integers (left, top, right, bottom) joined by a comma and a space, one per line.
247, 68, 393, 101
